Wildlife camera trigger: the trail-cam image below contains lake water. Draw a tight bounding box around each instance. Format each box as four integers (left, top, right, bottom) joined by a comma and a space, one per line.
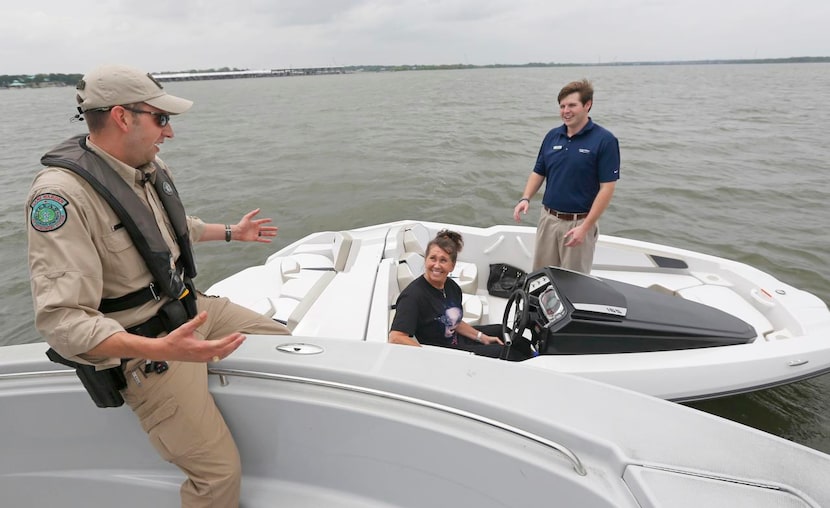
2, 63, 829, 453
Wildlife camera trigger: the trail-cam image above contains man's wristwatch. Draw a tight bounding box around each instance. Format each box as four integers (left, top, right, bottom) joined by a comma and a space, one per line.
518, 197, 530, 204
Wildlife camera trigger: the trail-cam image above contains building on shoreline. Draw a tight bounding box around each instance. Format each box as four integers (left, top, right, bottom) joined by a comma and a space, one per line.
2, 79, 69, 90
1, 68, 345, 89
154, 67, 346, 82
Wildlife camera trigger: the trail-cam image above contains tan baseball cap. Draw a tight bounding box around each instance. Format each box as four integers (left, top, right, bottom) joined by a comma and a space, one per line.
76, 64, 193, 114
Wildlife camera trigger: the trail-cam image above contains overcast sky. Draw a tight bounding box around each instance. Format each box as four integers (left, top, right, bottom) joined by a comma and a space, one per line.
3, 0, 828, 75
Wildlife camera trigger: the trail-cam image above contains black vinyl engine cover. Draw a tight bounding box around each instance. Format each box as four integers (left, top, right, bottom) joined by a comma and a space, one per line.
523, 267, 757, 355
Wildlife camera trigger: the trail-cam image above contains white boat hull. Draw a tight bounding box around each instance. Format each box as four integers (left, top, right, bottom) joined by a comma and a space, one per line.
207, 220, 830, 402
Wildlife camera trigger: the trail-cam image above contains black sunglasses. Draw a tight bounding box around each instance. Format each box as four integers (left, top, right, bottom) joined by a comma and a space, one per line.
120, 106, 170, 127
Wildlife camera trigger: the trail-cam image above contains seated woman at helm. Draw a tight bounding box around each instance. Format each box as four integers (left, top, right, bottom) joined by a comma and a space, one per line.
388, 230, 504, 358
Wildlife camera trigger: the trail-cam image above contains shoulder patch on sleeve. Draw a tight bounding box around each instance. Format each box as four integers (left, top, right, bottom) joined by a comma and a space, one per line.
30, 193, 70, 232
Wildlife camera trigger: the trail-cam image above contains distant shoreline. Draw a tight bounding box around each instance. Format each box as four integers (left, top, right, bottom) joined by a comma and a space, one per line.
351, 56, 830, 72
3, 56, 829, 88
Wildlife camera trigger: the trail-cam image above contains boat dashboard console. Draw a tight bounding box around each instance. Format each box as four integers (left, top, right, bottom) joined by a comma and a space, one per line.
507, 267, 757, 356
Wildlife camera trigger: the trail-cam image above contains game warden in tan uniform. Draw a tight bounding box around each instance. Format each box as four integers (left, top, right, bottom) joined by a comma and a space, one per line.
26, 64, 290, 508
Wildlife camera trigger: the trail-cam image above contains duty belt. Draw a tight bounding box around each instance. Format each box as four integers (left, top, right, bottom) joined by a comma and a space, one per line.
99, 282, 160, 314
123, 316, 170, 376
126, 314, 166, 338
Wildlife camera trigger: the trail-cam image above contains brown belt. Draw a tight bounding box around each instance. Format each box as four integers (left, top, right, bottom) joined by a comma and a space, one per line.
545, 207, 588, 220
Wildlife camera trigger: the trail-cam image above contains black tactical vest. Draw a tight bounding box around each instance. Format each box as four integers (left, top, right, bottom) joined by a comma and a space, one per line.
40, 135, 198, 306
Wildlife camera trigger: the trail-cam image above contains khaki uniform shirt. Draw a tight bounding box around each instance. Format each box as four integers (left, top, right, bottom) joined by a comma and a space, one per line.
27, 138, 206, 368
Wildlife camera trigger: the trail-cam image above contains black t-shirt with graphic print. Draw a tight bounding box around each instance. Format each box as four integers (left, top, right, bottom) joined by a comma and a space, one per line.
391, 275, 464, 348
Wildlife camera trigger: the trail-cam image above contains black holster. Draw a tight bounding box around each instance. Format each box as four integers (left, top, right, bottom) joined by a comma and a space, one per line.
155, 280, 197, 332
46, 348, 126, 408
45, 285, 196, 408
158, 297, 190, 332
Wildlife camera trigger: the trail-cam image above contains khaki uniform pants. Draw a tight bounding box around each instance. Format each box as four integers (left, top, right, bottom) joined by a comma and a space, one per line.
122, 293, 290, 507
532, 208, 598, 274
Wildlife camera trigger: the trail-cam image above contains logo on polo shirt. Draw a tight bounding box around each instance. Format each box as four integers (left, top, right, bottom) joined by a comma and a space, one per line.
579, 148, 591, 154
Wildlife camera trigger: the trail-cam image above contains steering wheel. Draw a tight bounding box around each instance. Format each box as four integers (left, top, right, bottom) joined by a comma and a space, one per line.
501, 289, 530, 346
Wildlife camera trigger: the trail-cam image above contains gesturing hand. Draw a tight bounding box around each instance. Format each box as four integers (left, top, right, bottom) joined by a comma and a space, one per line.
235, 208, 279, 243
161, 311, 246, 363
513, 200, 529, 223
564, 224, 587, 247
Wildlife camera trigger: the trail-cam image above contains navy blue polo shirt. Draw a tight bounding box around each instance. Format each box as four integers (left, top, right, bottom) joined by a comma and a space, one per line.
533, 118, 620, 213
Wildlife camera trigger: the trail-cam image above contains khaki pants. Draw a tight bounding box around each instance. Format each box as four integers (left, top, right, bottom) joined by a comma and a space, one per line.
532, 209, 598, 274
122, 293, 290, 507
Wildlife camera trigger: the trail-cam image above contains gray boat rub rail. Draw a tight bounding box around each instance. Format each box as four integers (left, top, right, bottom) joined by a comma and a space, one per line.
207, 367, 588, 476
0, 369, 74, 380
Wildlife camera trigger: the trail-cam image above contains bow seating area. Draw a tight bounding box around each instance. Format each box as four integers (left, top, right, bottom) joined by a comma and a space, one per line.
207, 230, 352, 331
210, 222, 505, 343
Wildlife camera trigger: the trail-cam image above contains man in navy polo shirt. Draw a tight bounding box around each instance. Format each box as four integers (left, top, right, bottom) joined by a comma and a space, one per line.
513, 79, 620, 274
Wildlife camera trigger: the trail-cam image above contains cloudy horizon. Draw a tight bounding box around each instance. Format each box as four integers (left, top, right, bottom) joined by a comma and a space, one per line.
3, 0, 828, 75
